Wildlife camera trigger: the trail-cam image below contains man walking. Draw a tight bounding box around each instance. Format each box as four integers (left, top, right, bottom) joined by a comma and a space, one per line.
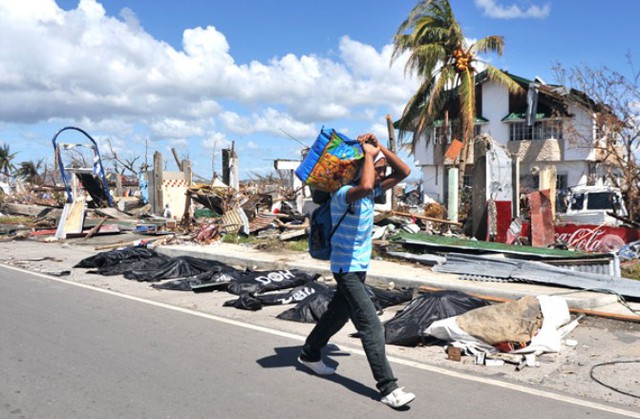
298, 133, 415, 409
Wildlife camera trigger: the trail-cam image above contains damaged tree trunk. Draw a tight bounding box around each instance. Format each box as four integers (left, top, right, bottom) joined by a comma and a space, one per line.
171, 148, 183, 171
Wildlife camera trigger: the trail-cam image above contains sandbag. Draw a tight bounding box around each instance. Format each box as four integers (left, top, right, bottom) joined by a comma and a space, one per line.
426, 295, 570, 354
456, 295, 542, 345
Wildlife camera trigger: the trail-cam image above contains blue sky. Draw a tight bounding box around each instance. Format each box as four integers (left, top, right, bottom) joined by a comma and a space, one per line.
1, 0, 639, 181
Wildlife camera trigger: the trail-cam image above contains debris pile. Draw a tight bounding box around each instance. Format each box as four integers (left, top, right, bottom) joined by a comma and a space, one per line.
1, 125, 638, 301
70, 245, 596, 373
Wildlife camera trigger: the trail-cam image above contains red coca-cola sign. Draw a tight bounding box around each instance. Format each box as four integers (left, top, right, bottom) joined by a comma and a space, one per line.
519, 222, 640, 252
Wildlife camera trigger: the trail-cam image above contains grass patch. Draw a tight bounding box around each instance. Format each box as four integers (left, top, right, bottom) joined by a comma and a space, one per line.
621, 260, 640, 280
222, 233, 309, 253
0, 216, 33, 225
284, 238, 308, 252
221, 233, 256, 245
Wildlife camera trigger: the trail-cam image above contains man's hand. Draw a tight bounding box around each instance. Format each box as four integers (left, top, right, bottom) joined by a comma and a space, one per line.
357, 133, 380, 156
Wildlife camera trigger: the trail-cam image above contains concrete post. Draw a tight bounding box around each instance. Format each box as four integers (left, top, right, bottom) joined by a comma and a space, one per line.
115, 174, 123, 197
448, 167, 459, 222
471, 140, 488, 240
512, 156, 521, 217
153, 151, 163, 215
222, 142, 239, 189
181, 159, 193, 223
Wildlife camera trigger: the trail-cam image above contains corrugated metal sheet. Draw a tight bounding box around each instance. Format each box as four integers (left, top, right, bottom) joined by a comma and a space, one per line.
433, 253, 640, 298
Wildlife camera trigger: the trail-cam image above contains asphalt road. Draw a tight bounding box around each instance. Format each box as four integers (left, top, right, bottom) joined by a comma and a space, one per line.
1, 266, 637, 419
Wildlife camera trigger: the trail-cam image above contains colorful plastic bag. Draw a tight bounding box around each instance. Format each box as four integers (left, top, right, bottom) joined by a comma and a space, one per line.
295, 128, 364, 192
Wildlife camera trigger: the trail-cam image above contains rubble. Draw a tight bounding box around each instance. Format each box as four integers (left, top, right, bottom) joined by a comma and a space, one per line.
0, 125, 638, 316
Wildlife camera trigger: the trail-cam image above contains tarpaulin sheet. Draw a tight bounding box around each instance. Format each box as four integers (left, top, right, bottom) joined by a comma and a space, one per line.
384, 290, 489, 346
75, 247, 232, 282
277, 285, 414, 323
226, 269, 320, 295
224, 281, 330, 311
277, 285, 335, 323
74, 247, 166, 269
223, 293, 264, 311
151, 270, 244, 292
124, 255, 231, 282
368, 287, 414, 310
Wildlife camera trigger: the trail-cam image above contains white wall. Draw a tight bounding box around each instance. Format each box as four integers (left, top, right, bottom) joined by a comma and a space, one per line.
412, 131, 432, 165
481, 80, 510, 143
564, 103, 596, 161
415, 78, 600, 204
421, 165, 444, 202
520, 160, 589, 189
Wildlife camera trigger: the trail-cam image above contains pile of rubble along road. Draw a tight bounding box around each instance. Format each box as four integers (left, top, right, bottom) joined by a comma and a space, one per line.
0, 172, 456, 249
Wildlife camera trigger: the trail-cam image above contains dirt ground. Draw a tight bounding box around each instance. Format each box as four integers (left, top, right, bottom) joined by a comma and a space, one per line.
2, 238, 639, 414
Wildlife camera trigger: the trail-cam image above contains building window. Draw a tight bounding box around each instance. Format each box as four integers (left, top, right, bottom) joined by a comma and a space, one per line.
509, 120, 563, 141
432, 122, 484, 143
556, 174, 568, 191
570, 193, 585, 210
462, 174, 472, 188
432, 125, 451, 144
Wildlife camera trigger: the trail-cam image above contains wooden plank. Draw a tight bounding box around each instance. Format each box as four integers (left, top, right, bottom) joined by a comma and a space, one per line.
54, 203, 71, 239
82, 217, 107, 240
94, 207, 138, 221
391, 210, 462, 226
1, 203, 52, 217
279, 229, 306, 241
63, 200, 85, 235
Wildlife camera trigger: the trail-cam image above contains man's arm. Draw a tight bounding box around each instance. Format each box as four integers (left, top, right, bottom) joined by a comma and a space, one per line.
379, 143, 411, 192
345, 134, 380, 204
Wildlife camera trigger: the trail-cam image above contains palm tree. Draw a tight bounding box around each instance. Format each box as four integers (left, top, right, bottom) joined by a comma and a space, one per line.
16, 159, 44, 185
392, 0, 523, 190
0, 143, 17, 177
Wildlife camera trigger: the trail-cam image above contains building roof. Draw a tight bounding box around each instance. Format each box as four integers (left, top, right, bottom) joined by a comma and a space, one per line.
431, 116, 489, 127
501, 112, 555, 122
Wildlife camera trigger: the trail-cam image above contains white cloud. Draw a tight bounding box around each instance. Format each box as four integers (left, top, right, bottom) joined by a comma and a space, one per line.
201, 132, 230, 150
149, 118, 207, 139
0, 1, 418, 125
474, 0, 551, 19
0, 0, 421, 177
220, 109, 316, 140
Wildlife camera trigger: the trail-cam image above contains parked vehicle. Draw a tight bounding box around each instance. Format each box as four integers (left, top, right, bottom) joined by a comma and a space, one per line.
557, 185, 627, 226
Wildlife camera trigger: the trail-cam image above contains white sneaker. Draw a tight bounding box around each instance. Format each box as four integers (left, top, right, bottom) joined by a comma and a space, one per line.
380, 387, 416, 408
297, 356, 336, 375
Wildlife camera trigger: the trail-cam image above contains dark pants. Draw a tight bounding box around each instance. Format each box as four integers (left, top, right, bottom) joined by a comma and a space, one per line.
300, 271, 398, 396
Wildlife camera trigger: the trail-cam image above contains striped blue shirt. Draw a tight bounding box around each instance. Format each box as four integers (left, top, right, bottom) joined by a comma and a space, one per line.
330, 184, 381, 273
